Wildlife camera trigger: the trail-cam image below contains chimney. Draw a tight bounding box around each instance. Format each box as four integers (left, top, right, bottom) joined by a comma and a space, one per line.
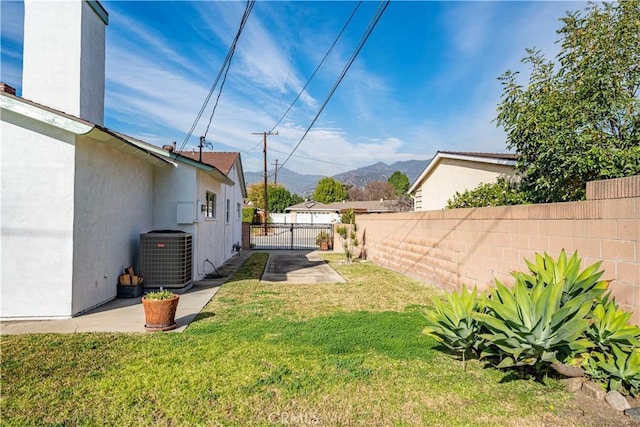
0, 83, 16, 95
22, 0, 108, 125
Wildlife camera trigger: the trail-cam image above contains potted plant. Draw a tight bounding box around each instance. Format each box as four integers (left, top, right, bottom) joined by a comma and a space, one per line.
315, 231, 333, 251
142, 289, 179, 332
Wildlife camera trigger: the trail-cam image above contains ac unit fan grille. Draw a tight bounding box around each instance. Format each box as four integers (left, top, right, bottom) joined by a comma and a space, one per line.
139, 232, 192, 288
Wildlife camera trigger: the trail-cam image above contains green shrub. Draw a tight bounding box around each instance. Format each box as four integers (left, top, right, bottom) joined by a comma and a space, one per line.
517, 250, 609, 304
587, 296, 640, 353
422, 286, 484, 361
242, 207, 257, 223
422, 250, 640, 394
585, 345, 640, 396
446, 177, 527, 209
336, 223, 359, 261
474, 278, 593, 369
143, 290, 176, 300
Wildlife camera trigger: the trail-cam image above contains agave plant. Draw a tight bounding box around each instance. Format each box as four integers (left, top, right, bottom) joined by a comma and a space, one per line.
587, 295, 640, 353
586, 345, 640, 396
423, 286, 484, 362
516, 250, 609, 305
473, 277, 593, 369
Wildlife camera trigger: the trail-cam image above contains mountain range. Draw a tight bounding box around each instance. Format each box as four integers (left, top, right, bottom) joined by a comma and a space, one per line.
244, 159, 431, 195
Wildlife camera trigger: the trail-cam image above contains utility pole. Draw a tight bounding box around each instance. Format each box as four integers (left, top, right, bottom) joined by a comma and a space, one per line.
271, 159, 279, 185
251, 131, 278, 236
198, 136, 205, 162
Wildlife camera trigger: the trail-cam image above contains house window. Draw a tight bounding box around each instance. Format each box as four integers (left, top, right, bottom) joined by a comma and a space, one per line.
205, 192, 216, 219
226, 198, 231, 223
236, 202, 242, 220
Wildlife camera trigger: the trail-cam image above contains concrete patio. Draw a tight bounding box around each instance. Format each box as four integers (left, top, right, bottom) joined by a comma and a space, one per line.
0, 250, 344, 335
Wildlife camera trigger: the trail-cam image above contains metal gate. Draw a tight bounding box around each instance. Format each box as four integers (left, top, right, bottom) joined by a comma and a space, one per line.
250, 224, 333, 250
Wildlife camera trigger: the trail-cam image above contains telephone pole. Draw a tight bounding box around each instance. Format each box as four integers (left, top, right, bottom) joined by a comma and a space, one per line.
251, 131, 278, 236
271, 159, 279, 185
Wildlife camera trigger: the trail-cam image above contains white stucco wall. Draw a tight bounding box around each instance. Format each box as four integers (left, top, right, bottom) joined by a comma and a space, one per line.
72, 136, 154, 314
195, 173, 226, 277
225, 162, 244, 251
417, 158, 515, 211
152, 160, 244, 280
152, 165, 197, 279
152, 165, 197, 234
1, 111, 76, 318
22, 0, 106, 125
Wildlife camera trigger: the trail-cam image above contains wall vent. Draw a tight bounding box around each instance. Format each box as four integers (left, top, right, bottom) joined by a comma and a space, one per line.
139, 231, 192, 289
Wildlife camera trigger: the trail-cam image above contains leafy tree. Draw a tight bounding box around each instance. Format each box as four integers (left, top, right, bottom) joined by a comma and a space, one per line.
313, 177, 347, 203
247, 183, 266, 209
242, 207, 257, 223
247, 182, 299, 213
290, 192, 304, 206
495, 1, 640, 203
268, 185, 295, 213
388, 171, 410, 195
446, 177, 528, 209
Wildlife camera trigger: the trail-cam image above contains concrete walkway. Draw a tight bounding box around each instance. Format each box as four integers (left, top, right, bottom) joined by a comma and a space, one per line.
261, 250, 345, 283
1, 250, 344, 335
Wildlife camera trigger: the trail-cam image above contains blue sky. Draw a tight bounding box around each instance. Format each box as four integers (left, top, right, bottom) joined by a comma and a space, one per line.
1, 1, 583, 176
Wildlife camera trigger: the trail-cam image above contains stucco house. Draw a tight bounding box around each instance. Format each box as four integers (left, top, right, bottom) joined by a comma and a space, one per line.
408, 151, 517, 211
0, 0, 245, 319
170, 150, 248, 262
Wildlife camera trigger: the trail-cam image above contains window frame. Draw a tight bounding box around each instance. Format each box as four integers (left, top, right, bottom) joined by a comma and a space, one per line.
205, 191, 217, 219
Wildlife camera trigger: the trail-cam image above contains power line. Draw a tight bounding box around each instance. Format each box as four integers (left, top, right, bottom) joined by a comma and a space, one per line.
202, 0, 255, 141
279, 0, 390, 170
241, 2, 362, 159
176, 0, 255, 157
269, 1, 362, 133
267, 147, 359, 169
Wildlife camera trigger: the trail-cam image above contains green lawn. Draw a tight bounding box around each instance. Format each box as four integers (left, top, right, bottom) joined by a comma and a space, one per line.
1, 253, 586, 426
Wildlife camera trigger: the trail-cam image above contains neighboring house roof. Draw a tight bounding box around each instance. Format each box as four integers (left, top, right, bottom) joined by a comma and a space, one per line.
407, 150, 517, 195
1, 90, 174, 168
177, 151, 247, 198
285, 200, 393, 214
437, 151, 518, 161
178, 151, 237, 175
325, 200, 393, 213
286, 201, 333, 212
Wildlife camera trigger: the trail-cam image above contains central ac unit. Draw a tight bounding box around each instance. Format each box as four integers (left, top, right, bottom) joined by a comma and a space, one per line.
139, 231, 192, 290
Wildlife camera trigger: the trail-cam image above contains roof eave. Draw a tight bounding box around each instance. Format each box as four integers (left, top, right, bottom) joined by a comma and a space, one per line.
1, 93, 175, 168
407, 151, 516, 194
1, 92, 93, 135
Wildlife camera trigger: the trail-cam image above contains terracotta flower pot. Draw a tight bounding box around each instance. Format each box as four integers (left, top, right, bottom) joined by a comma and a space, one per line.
142, 294, 179, 332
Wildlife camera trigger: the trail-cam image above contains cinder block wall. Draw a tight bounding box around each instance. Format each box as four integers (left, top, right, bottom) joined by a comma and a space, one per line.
357, 176, 640, 323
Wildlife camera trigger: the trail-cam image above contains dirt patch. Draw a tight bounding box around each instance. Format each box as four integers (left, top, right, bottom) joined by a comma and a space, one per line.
560, 392, 640, 426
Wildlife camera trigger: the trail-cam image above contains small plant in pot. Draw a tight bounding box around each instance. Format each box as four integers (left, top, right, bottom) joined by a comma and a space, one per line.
316, 231, 332, 251
142, 289, 180, 332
